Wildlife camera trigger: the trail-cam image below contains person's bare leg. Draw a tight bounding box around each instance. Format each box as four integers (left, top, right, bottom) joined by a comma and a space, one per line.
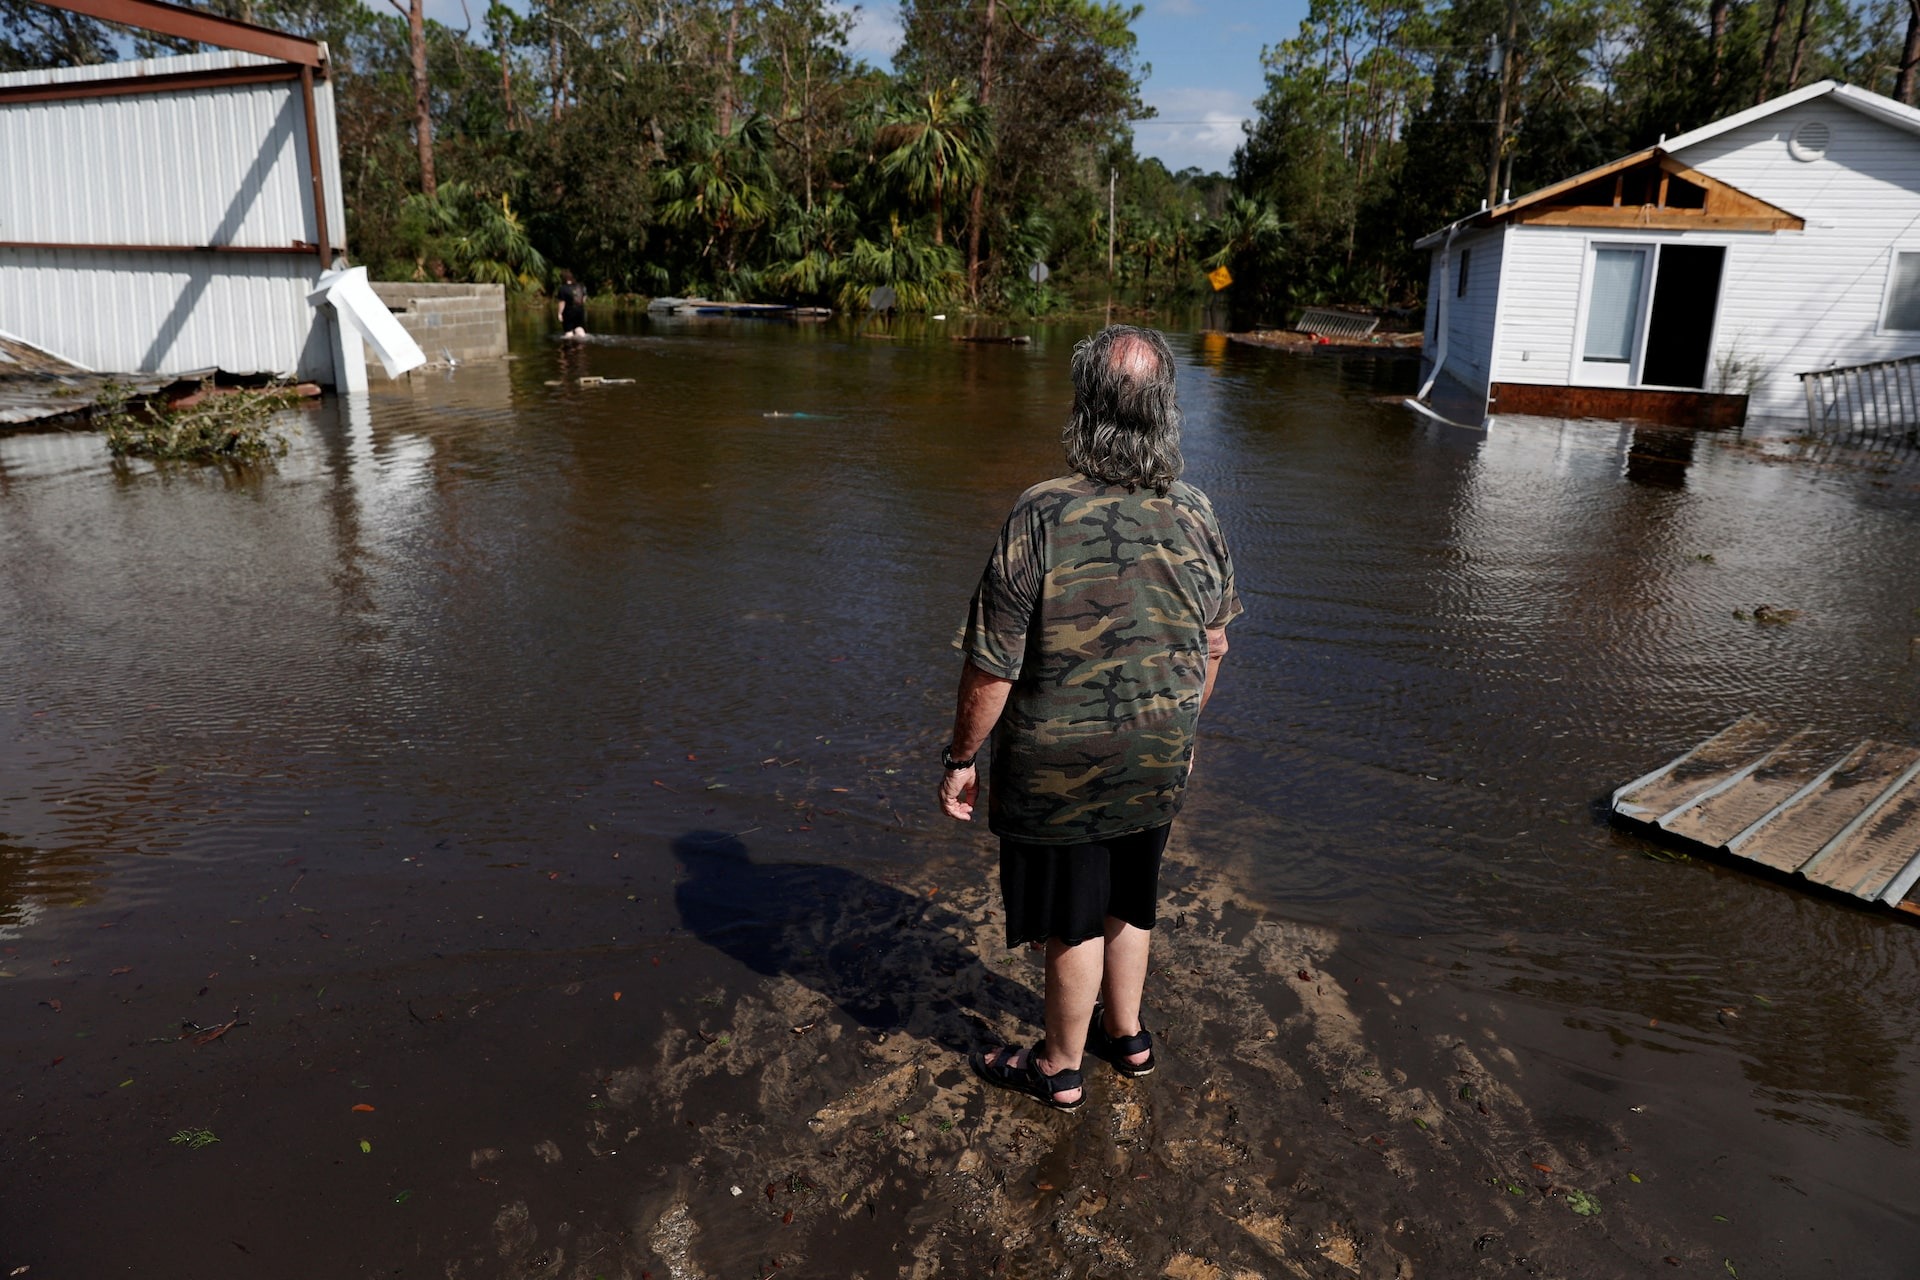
1099, 917, 1154, 1067
1000, 934, 1105, 1106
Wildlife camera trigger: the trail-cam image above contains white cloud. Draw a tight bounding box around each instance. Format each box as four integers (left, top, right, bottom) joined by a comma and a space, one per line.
830, 1, 904, 68
1132, 85, 1253, 177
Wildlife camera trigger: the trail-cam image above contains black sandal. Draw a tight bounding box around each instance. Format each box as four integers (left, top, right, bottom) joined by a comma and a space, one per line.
1088, 1003, 1156, 1078
969, 1041, 1086, 1112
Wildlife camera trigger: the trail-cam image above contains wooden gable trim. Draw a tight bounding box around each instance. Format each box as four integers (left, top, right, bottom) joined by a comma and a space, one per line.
1494, 150, 1803, 233
1519, 209, 1804, 231
1491, 149, 1661, 217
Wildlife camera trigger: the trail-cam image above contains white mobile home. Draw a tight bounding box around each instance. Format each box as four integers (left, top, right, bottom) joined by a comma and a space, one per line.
1417, 81, 1920, 427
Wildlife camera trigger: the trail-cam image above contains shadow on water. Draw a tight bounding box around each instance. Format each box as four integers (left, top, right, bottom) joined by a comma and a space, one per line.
671, 829, 1042, 1051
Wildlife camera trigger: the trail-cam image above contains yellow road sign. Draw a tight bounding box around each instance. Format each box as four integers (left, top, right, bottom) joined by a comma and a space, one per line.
1207, 265, 1233, 291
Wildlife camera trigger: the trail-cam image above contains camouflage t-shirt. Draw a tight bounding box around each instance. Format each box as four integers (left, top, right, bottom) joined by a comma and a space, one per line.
961, 474, 1242, 844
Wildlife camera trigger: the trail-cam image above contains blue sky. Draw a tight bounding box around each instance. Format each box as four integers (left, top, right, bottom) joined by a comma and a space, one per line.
414, 0, 1306, 176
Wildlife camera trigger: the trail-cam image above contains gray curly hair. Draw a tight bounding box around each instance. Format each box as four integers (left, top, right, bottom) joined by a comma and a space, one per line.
1062, 324, 1184, 495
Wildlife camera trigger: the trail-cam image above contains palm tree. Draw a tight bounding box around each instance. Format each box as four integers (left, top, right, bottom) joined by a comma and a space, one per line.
401, 182, 549, 288
1203, 193, 1287, 276
1131, 219, 1172, 291
658, 117, 779, 281
838, 212, 964, 313
875, 81, 989, 247
766, 193, 856, 302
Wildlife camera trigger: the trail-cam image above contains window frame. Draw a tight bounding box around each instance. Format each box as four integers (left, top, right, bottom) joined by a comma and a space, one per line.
1878, 249, 1920, 335
1568, 238, 1655, 388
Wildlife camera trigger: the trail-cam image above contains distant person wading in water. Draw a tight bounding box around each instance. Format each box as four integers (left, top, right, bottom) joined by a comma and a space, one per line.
556, 270, 588, 339
939, 324, 1241, 1111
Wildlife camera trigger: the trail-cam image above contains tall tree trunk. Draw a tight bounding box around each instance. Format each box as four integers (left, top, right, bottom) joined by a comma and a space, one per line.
548, 13, 561, 124
1900, 0, 1920, 105
803, 41, 815, 211
966, 0, 996, 302
719, 0, 742, 136
1787, 0, 1817, 89
1709, 0, 1730, 87
1757, 0, 1792, 103
495, 11, 515, 129
407, 0, 435, 195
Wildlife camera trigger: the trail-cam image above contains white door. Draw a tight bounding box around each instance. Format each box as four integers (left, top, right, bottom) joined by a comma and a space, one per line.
1576, 246, 1651, 388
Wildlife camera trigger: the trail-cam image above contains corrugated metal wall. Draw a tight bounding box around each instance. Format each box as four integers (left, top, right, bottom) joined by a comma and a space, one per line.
0, 51, 344, 379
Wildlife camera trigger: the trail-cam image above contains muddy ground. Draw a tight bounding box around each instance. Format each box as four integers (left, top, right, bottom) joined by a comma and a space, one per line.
5, 825, 1700, 1280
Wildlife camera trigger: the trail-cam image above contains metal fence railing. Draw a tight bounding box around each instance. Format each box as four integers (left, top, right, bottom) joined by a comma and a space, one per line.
1798, 354, 1920, 442
1295, 307, 1379, 341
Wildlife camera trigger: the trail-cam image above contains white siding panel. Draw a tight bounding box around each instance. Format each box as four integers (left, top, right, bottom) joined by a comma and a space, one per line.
0, 53, 345, 381
1428, 226, 1505, 397
0, 51, 280, 89
1673, 98, 1920, 417
1490, 229, 1589, 384
0, 80, 314, 247
0, 249, 331, 379
315, 77, 348, 251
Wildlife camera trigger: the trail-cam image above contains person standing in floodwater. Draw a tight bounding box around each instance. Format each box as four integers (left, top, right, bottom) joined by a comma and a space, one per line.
556, 270, 588, 339
939, 324, 1241, 1111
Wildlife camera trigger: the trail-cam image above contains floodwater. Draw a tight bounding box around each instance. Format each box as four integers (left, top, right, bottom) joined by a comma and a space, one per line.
4, 316, 1920, 1278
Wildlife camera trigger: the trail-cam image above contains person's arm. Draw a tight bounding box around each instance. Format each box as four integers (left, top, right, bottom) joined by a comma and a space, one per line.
938, 660, 1013, 821
1190, 627, 1230, 776
1201, 626, 1230, 710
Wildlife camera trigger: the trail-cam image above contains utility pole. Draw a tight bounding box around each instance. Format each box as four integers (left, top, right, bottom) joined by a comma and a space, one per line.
1107, 167, 1116, 279
1487, 0, 1519, 208
966, 0, 997, 300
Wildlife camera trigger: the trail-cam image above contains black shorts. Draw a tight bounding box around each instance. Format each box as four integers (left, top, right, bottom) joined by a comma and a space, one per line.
998, 823, 1171, 948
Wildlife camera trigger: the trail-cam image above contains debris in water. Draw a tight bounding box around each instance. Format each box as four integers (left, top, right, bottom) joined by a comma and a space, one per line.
184, 1011, 247, 1045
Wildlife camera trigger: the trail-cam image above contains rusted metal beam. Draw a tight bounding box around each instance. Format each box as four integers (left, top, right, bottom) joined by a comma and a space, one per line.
30, 0, 324, 68
0, 241, 318, 255
299, 64, 332, 267
0, 62, 300, 104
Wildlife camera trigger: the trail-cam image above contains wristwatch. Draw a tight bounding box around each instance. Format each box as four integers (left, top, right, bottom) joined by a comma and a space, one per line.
941, 745, 977, 771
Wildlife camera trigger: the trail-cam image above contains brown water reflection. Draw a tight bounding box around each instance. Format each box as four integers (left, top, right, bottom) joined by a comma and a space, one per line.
4, 315, 1920, 1275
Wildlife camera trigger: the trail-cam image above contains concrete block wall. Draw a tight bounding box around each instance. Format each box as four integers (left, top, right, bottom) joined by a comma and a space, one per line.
366, 282, 508, 376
